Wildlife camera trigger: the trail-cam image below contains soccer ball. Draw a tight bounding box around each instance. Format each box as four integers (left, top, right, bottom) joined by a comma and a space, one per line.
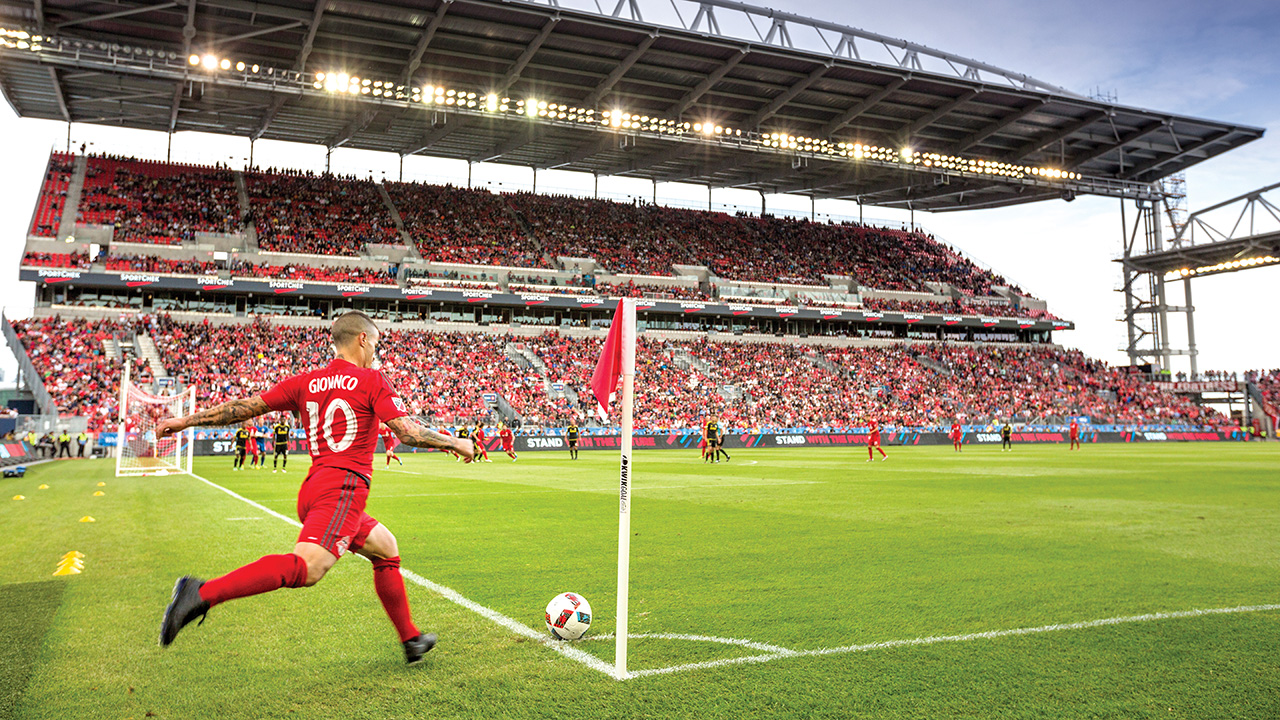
545, 592, 592, 640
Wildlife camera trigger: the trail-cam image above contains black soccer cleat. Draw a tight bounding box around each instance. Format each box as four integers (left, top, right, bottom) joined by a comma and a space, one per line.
159, 575, 210, 647
403, 633, 438, 665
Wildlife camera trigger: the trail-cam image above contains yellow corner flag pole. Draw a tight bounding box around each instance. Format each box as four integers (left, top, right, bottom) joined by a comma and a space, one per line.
614, 297, 637, 680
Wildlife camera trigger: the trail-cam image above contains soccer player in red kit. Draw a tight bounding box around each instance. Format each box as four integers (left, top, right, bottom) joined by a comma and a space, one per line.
867, 419, 887, 462
472, 423, 491, 462
1069, 419, 1081, 450
155, 311, 475, 664
498, 423, 517, 461
950, 421, 963, 452
381, 422, 402, 467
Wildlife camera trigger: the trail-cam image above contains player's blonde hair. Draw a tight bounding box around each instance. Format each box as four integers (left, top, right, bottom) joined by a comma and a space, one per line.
331, 310, 378, 349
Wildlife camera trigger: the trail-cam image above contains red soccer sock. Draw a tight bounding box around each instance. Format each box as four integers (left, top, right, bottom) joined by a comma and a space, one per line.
199, 553, 308, 607
372, 556, 420, 642
868, 446, 873, 460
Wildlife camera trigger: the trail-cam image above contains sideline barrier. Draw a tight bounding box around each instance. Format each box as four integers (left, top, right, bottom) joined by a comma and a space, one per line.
181, 429, 1243, 456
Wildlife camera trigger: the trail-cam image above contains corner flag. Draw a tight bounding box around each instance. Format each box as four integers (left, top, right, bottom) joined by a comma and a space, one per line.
589, 298, 636, 679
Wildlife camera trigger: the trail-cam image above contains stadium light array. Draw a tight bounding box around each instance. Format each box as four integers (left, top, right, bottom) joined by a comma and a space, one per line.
0, 22, 1092, 185
319, 68, 1087, 181
1166, 255, 1280, 279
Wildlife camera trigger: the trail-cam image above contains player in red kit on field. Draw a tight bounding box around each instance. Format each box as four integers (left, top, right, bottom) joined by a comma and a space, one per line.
155, 311, 475, 664
498, 423, 517, 461
472, 423, 492, 462
950, 421, 963, 452
1069, 419, 1081, 450
381, 422, 402, 467
867, 419, 887, 462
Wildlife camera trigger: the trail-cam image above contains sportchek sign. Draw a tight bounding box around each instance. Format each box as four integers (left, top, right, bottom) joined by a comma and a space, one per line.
20, 268, 1073, 331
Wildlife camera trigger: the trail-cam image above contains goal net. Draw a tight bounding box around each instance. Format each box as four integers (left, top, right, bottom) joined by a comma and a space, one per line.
115, 361, 196, 477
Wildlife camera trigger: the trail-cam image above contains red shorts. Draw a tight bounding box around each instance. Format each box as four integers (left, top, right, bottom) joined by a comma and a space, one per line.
501, 442, 513, 452
383, 437, 398, 452
296, 468, 378, 559
1070, 432, 1079, 440
868, 435, 881, 446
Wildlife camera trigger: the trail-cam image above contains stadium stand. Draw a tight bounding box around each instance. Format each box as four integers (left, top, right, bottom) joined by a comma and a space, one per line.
77, 156, 241, 244
228, 260, 399, 285
386, 182, 548, 268
10, 314, 1230, 432
10, 315, 156, 430
24, 154, 1051, 314
22, 251, 92, 269
29, 152, 74, 237
106, 255, 220, 275
246, 170, 399, 256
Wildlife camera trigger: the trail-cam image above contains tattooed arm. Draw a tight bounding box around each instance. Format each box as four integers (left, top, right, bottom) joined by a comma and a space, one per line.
387, 415, 475, 461
156, 397, 271, 439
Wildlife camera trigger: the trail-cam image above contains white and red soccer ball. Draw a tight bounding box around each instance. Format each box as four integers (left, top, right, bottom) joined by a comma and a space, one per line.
544, 592, 592, 640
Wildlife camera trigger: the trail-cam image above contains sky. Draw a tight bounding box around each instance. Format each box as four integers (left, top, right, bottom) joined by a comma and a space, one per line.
2, 0, 1278, 384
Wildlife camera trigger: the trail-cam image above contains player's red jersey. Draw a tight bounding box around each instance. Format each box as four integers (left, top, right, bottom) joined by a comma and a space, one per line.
380, 426, 398, 450
868, 422, 882, 442
499, 428, 514, 448
1069, 421, 1079, 437
474, 427, 486, 442
950, 423, 961, 437
261, 358, 409, 479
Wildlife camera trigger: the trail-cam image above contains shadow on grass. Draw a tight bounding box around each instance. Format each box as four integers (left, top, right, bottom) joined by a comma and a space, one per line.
0, 581, 66, 720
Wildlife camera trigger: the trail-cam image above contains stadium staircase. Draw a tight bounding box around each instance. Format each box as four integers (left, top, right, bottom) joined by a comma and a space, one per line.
377, 184, 425, 263
133, 334, 171, 388
910, 351, 952, 376
1245, 381, 1278, 438
506, 341, 554, 398
56, 155, 87, 241
102, 338, 120, 361
234, 172, 259, 250
499, 197, 557, 269
805, 351, 844, 376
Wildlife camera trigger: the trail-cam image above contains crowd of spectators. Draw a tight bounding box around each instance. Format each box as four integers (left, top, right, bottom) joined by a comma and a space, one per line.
78, 157, 241, 244
11, 314, 1233, 433
596, 281, 710, 301
229, 260, 399, 285
858, 296, 1062, 321
1248, 368, 1280, 413
505, 193, 697, 275
387, 183, 547, 268
247, 170, 399, 256
30, 153, 74, 237
28, 154, 1051, 312
10, 314, 161, 430
105, 254, 219, 275
22, 251, 91, 269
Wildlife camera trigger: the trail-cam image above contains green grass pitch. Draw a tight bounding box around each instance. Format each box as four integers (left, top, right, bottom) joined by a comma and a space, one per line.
2, 443, 1278, 719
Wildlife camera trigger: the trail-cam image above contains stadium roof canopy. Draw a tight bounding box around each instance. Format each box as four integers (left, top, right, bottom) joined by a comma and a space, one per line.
0, 0, 1264, 211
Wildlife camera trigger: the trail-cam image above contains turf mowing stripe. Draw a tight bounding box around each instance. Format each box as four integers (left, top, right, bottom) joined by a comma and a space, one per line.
627, 602, 1280, 679
189, 472, 619, 678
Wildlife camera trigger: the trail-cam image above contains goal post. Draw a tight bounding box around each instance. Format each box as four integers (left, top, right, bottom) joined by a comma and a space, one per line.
115, 361, 197, 477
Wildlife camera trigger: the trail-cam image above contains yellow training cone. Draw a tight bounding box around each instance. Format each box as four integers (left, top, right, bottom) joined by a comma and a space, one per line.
38, 484, 49, 489
96, 482, 106, 487
12, 495, 24, 500
79, 516, 95, 523
93, 491, 104, 496
54, 552, 85, 576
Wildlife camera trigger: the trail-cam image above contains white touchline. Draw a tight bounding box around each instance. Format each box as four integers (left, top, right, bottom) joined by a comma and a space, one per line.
190, 471, 618, 678
626, 602, 1280, 679
189, 471, 1280, 682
